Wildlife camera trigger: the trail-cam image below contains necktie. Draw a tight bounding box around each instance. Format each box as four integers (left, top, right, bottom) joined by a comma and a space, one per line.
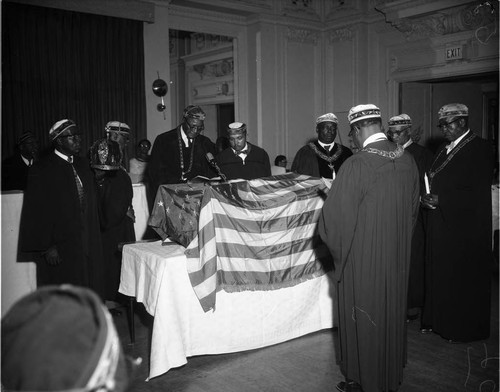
236, 149, 248, 156
69, 159, 86, 212
323, 144, 332, 152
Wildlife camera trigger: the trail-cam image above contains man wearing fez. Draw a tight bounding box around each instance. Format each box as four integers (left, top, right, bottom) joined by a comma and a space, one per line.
1, 131, 39, 191
216, 122, 271, 180
148, 105, 216, 197
421, 103, 494, 342
19, 119, 105, 298
319, 104, 419, 392
387, 114, 434, 322
291, 113, 352, 180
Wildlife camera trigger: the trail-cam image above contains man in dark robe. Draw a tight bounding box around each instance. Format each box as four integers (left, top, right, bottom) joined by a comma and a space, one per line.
319, 104, 419, 392
216, 122, 271, 181
19, 119, 105, 299
387, 114, 434, 321
291, 112, 352, 179
421, 103, 494, 342
147, 105, 216, 202
90, 138, 136, 304
2, 132, 39, 191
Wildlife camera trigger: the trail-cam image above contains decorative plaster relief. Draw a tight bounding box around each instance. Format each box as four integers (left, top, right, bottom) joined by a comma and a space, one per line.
191, 33, 233, 53
281, 0, 319, 19
190, 59, 234, 80
387, 3, 498, 41
329, 27, 353, 43
287, 27, 319, 44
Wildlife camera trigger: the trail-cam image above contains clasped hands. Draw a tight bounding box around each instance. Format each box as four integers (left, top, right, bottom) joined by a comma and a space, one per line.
421, 193, 438, 209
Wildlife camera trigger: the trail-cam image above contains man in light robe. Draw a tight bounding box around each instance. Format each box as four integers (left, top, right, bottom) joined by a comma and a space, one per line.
319, 104, 419, 392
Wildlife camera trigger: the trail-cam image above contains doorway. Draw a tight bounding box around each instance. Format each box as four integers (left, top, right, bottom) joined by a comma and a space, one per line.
169, 29, 235, 144
400, 73, 499, 167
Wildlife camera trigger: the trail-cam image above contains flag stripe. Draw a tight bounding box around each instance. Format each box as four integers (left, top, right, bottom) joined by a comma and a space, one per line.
186, 173, 333, 312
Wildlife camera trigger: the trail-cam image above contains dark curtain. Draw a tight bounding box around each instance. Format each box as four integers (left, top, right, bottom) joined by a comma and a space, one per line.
2, 2, 146, 160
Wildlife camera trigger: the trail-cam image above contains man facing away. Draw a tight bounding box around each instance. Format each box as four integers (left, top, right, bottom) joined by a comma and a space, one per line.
319, 104, 419, 392
291, 112, 352, 180
420, 103, 494, 343
216, 122, 271, 181
386, 114, 434, 322
19, 119, 105, 298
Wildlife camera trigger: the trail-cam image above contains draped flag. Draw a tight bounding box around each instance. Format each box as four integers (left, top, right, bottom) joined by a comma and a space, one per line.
149, 182, 207, 247
185, 173, 334, 312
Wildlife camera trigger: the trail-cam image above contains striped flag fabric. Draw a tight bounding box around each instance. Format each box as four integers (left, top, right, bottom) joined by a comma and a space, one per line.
185, 173, 334, 312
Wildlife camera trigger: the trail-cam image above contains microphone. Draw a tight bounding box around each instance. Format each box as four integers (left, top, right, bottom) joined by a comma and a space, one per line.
206, 152, 227, 182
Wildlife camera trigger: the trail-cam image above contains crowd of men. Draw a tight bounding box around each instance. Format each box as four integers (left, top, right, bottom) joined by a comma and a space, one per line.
1, 102, 495, 392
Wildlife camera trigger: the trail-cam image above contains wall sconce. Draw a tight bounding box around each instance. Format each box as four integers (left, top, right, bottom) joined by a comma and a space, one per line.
152, 71, 168, 119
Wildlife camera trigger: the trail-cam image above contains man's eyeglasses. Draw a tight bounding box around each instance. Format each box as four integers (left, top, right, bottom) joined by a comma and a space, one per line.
437, 118, 460, 129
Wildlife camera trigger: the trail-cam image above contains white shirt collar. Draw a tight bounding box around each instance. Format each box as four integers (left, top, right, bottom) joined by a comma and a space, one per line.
180, 127, 191, 147
55, 149, 72, 163
363, 132, 387, 148
402, 139, 413, 149
318, 141, 335, 150
446, 129, 470, 154
21, 155, 31, 166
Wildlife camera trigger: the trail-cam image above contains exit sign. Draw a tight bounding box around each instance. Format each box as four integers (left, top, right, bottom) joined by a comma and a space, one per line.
445, 45, 464, 61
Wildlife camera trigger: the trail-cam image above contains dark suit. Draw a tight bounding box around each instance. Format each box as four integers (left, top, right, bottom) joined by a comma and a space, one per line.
19, 152, 105, 298
422, 132, 493, 341
2, 153, 31, 191
217, 143, 271, 181
147, 126, 216, 201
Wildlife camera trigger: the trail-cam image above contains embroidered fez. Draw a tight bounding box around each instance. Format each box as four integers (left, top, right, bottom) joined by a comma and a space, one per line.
17, 132, 37, 145
227, 122, 247, 134
348, 104, 381, 125
90, 138, 122, 170
105, 121, 130, 136
316, 113, 338, 124
388, 114, 412, 129
183, 105, 206, 121
438, 103, 468, 120
49, 119, 76, 141
1, 285, 132, 392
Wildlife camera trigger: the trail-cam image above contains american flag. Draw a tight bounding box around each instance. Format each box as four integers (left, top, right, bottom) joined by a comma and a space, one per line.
185, 173, 334, 312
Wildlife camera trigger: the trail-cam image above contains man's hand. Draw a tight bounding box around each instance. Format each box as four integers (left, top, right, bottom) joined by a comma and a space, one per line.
127, 206, 136, 223
43, 245, 61, 265
421, 193, 438, 209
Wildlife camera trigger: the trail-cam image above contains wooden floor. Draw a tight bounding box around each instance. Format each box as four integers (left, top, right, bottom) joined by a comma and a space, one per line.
113, 275, 499, 392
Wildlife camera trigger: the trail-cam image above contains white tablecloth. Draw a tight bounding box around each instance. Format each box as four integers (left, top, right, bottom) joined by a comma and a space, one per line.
119, 240, 336, 380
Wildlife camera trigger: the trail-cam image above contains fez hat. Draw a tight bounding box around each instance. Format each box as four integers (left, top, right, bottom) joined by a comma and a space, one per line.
183, 105, 206, 121
388, 114, 412, 129
348, 104, 381, 125
227, 122, 247, 134
105, 121, 130, 136
316, 113, 338, 124
438, 103, 468, 120
49, 119, 76, 141
1, 285, 136, 392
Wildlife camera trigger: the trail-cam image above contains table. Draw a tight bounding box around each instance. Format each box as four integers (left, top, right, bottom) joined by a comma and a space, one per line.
1, 191, 37, 316
119, 240, 336, 380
